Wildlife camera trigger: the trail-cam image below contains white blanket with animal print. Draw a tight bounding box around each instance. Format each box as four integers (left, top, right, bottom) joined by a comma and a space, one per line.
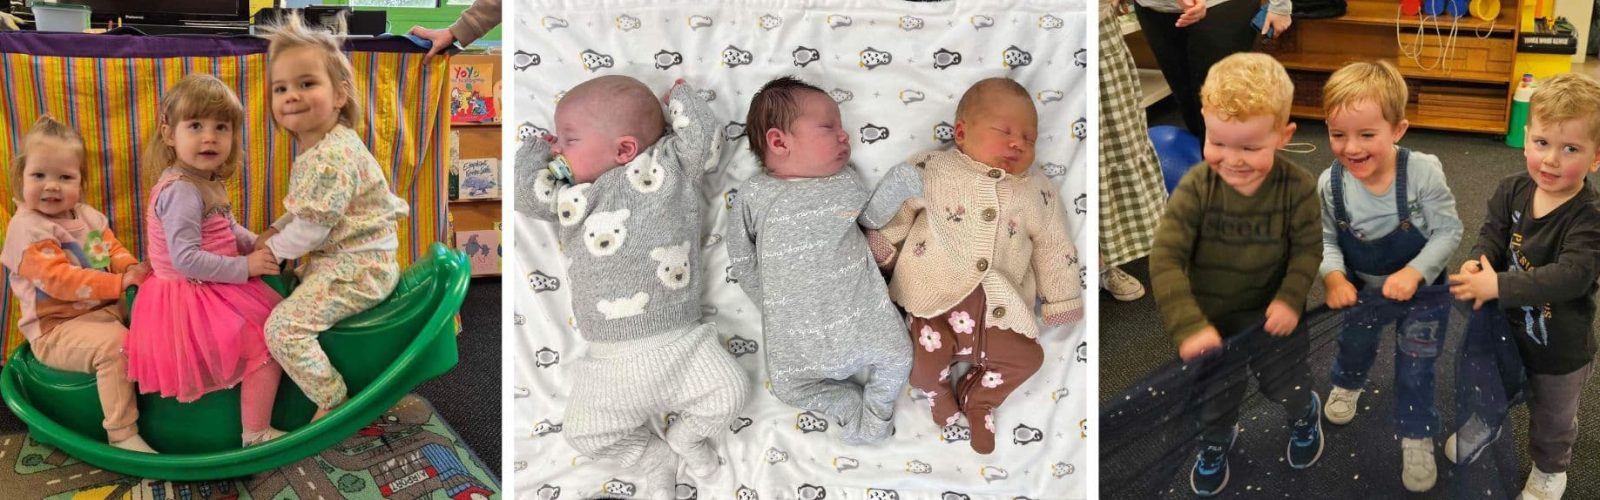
509, 1, 1093, 498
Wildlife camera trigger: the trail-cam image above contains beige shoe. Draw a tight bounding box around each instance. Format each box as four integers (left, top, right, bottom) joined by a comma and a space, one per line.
1521, 466, 1567, 500
1324, 386, 1361, 425
111, 434, 158, 453
1101, 266, 1145, 301
1401, 437, 1437, 492
242, 427, 287, 447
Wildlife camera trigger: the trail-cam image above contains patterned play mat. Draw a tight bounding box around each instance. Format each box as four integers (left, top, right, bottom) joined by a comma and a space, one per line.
0, 394, 498, 499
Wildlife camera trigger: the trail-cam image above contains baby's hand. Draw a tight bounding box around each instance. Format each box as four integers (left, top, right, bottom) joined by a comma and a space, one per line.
122, 263, 150, 289
1324, 272, 1358, 309
248, 248, 280, 277
1263, 299, 1300, 336
1383, 266, 1423, 302
1178, 326, 1223, 362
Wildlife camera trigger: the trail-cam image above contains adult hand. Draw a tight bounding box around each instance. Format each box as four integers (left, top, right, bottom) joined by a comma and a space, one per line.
408, 25, 456, 61
1263, 11, 1293, 37
1176, 0, 1208, 27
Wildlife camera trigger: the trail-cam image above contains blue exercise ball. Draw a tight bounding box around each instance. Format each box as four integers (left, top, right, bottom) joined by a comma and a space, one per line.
1148, 125, 1203, 194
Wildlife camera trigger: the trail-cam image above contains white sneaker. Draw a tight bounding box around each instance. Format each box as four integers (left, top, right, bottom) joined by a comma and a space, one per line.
110, 434, 157, 453
242, 427, 287, 447
1521, 466, 1567, 500
1324, 386, 1361, 425
1101, 266, 1145, 301
1401, 437, 1437, 492
1444, 414, 1501, 465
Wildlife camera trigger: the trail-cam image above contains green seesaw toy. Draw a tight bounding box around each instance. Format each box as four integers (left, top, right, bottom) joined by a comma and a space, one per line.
1, 243, 469, 481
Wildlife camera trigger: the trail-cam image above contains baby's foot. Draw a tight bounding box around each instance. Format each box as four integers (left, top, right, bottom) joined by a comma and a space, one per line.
638, 438, 680, 500
242, 427, 287, 447
111, 434, 158, 453
968, 407, 997, 454
675, 438, 719, 478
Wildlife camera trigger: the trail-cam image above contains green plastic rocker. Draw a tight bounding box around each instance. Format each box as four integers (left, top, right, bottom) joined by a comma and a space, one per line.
0, 243, 469, 481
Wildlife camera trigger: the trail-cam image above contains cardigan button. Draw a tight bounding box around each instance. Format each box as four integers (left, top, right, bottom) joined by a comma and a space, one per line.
976, 259, 989, 272
993, 306, 1007, 318
982, 208, 997, 221
987, 169, 1003, 179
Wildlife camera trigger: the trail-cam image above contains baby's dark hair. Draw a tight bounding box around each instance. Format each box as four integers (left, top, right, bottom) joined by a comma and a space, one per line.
746, 76, 827, 163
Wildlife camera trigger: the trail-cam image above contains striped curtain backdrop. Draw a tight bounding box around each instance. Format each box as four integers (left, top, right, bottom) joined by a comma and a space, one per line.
0, 33, 452, 360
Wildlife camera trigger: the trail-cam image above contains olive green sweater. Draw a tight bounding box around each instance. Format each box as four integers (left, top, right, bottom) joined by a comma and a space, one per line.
1150, 156, 1323, 344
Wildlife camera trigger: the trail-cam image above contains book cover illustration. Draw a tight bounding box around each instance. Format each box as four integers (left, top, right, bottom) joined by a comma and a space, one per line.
457, 158, 499, 200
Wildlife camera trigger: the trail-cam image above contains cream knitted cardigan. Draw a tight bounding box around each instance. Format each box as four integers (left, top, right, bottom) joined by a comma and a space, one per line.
865, 148, 1083, 339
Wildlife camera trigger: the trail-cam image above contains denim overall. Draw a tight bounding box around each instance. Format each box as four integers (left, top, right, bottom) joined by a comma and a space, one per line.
1327, 148, 1448, 438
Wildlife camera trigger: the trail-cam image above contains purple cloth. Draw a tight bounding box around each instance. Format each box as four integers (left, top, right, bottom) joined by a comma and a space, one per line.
154, 182, 249, 284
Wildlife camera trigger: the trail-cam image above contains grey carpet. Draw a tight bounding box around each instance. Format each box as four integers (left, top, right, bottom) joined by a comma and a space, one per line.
1102, 107, 1600, 497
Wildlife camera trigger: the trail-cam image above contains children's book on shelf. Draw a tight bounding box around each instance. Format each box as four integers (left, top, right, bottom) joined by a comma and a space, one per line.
450, 61, 497, 124
455, 229, 501, 276
456, 158, 499, 200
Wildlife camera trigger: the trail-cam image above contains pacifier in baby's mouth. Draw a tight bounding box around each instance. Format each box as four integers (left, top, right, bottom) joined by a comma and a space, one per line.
547, 155, 574, 182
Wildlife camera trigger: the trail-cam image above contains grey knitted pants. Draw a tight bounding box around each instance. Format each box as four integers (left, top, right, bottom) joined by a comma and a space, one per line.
563, 323, 749, 472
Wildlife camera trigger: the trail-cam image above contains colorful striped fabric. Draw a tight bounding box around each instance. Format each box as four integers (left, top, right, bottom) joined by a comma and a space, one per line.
0, 33, 452, 360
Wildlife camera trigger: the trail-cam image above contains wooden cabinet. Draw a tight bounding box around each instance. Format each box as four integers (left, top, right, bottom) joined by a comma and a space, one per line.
1262, 0, 1522, 134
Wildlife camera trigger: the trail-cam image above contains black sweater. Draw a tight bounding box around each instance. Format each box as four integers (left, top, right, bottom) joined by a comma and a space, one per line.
1471, 173, 1600, 375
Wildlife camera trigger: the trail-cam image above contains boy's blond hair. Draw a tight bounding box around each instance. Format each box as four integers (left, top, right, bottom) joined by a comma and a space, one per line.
143, 74, 247, 183
262, 11, 363, 132
10, 115, 86, 205
1529, 72, 1600, 146
1323, 60, 1407, 126
1200, 52, 1294, 126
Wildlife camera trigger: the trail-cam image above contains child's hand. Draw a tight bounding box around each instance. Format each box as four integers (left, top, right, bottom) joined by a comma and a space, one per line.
248, 248, 280, 277
1324, 272, 1358, 309
255, 228, 278, 253
1383, 266, 1424, 302
1178, 326, 1223, 362
1449, 255, 1498, 310
121, 263, 150, 289
1263, 299, 1300, 336
1459, 257, 1484, 275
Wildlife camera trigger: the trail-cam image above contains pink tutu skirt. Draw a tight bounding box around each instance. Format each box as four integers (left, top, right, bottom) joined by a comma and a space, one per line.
125, 275, 281, 402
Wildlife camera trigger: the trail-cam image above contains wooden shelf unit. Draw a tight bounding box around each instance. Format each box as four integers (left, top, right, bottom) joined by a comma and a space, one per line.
448, 52, 502, 277
1262, 0, 1521, 134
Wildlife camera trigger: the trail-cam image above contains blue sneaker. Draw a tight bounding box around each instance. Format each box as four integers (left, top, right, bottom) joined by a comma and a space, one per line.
1288, 392, 1325, 469
1191, 429, 1236, 496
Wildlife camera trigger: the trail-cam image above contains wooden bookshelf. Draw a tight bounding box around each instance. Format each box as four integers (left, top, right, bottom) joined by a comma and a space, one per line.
448, 52, 502, 277
1262, 0, 1521, 135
